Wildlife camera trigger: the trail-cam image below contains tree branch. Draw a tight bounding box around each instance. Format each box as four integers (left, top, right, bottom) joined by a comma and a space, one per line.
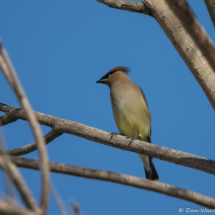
97, 0, 151, 14
0, 112, 17, 126
0, 199, 40, 215
165, 0, 215, 72
1, 103, 215, 175
8, 156, 215, 209
96, 0, 215, 110
0, 41, 49, 213
0, 151, 40, 212
204, 0, 215, 28
5, 130, 62, 156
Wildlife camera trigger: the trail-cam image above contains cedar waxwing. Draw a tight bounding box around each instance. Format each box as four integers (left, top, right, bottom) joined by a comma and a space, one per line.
96, 66, 159, 181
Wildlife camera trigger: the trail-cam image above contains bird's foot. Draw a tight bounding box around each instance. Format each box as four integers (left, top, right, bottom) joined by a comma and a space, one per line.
126, 134, 141, 146
110, 132, 119, 140
126, 137, 135, 146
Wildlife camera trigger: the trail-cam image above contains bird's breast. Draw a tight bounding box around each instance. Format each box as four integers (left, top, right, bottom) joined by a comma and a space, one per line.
110, 93, 151, 140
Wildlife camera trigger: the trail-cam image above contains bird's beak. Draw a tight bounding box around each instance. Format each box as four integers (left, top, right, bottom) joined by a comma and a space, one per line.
96, 79, 106, 84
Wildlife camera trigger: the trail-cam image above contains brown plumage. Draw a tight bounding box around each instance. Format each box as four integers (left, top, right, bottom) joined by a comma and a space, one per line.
96, 66, 159, 180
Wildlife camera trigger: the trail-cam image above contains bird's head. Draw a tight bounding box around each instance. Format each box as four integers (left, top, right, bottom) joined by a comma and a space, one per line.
96, 66, 130, 87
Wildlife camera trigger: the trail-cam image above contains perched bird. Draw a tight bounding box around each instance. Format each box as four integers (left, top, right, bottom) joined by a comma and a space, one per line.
96, 66, 159, 180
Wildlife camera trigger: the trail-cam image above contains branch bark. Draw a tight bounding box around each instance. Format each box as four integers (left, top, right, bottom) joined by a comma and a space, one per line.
5, 130, 62, 156
0, 42, 49, 213
204, 0, 215, 28
97, 0, 151, 14
0, 151, 40, 212
96, 0, 215, 110
0, 199, 40, 215
8, 156, 215, 209
0, 112, 17, 126
1, 104, 215, 175
165, 0, 215, 72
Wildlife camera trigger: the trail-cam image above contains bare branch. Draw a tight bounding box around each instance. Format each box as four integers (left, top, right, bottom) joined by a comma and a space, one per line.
0, 112, 17, 126
97, 0, 151, 14
96, 0, 215, 110
0, 123, 16, 207
1, 103, 215, 175
204, 0, 215, 28
0, 199, 40, 215
0, 119, 39, 212
9, 156, 215, 209
4, 176, 16, 207
5, 130, 62, 156
165, 0, 215, 72
0, 42, 49, 213
0, 153, 40, 212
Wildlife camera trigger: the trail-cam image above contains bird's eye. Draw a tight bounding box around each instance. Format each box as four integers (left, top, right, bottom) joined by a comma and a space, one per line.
103, 73, 111, 79
105, 74, 110, 79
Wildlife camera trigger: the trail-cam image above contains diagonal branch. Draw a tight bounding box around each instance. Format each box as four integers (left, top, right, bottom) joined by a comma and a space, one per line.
0, 112, 17, 126
204, 0, 215, 28
165, 0, 215, 72
97, 0, 215, 110
9, 156, 215, 209
0, 150, 40, 212
0, 199, 39, 215
97, 0, 151, 14
5, 130, 62, 156
0, 42, 49, 213
1, 103, 215, 175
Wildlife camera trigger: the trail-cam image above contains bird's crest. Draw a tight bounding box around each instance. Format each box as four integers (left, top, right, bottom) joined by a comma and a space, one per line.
107, 66, 130, 75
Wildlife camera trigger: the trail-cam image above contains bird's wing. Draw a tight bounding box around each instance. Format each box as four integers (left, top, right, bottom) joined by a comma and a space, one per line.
139, 86, 149, 108
139, 86, 152, 143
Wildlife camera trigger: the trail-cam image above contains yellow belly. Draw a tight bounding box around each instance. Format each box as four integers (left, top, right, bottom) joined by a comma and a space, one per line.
114, 106, 151, 141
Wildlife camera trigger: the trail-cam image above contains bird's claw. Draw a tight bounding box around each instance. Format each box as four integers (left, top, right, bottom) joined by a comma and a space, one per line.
127, 135, 141, 146
128, 137, 135, 146
110, 132, 119, 140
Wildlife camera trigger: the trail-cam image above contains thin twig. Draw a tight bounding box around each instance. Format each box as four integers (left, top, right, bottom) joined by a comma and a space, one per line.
0, 41, 49, 213
165, 0, 215, 72
8, 156, 215, 209
5, 130, 62, 156
1, 103, 215, 175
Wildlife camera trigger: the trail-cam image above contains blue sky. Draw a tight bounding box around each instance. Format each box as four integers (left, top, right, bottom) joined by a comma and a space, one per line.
0, 1, 215, 214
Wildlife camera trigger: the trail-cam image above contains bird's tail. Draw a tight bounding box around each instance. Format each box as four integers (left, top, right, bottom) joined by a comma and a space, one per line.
144, 157, 159, 181
138, 153, 159, 181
